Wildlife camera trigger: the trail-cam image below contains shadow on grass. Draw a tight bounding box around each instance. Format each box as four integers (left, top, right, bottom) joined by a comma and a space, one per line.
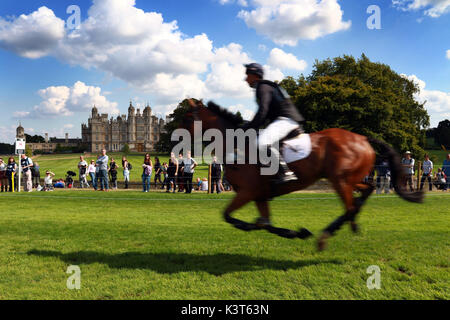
27, 250, 341, 275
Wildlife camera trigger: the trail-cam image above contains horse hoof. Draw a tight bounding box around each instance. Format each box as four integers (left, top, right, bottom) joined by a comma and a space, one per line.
350, 222, 359, 234
317, 232, 330, 251
298, 228, 313, 239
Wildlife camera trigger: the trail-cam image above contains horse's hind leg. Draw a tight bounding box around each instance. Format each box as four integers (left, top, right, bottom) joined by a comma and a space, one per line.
349, 182, 374, 233
318, 181, 356, 251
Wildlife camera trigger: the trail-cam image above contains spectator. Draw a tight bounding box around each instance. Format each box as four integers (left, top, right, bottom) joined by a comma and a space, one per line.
375, 158, 390, 194
154, 157, 162, 188
88, 160, 97, 190
96, 149, 109, 191
109, 158, 118, 190
54, 179, 65, 188
78, 156, 89, 189
20, 154, 33, 192
210, 156, 223, 194
443, 153, 450, 191
44, 171, 55, 191
183, 151, 197, 194
166, 152, 178, 193
161, 162, 168, 189
433, 168, 447, 191
5, 157, 17, 192
32, 161, 41, 188
177, 153, 185, 192
142, 153, 152, 192
122, 156, 132, 189
0, 158, 7, 192
401, 151, 415, 192
419, 154, 433, 191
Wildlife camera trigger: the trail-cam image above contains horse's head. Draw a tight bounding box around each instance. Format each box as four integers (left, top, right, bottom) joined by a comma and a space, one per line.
180, 99, 223, 136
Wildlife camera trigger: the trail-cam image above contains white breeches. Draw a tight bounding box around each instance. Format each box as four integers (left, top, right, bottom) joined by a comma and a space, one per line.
258, 117, 300, 148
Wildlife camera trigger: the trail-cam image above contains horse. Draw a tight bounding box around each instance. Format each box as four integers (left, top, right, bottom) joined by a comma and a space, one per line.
181, 100, 423, 250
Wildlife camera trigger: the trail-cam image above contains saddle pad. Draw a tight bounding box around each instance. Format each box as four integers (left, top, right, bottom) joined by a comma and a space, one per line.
283, 134, 312, 164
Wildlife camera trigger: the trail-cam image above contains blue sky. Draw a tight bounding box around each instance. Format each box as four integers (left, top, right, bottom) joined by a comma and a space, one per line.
0, 0, 449, 143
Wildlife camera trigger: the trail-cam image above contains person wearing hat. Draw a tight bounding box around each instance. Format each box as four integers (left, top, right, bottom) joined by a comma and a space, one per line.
242, 63, 305, 185
401, 151, 415, 192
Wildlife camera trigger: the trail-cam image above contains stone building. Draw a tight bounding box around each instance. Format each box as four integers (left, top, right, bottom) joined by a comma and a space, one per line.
81, 103, 165, 153
17, 122, 82, 154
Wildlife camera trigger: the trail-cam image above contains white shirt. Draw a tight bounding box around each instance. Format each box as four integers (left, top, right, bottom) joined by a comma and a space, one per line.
422, 160, 433, 175
88, 164, 96, 173
44, 175, 53, 185
0, 163, 6, 171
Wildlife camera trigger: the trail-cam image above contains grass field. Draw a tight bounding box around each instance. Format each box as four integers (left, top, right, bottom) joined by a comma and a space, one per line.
0, 190, 448, 300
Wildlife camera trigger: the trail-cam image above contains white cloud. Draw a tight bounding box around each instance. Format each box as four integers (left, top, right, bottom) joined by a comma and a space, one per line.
228, 104, 255, 120
267, 48, 307, 70
0, 0, 309, 114
446, 49, 450, 59
0, 124, 18, 144
392, 0, 450, 18
238, 0, 351, 46
402, 74, 450, 126
16, 81, 119, 118
0, 6, 65, 58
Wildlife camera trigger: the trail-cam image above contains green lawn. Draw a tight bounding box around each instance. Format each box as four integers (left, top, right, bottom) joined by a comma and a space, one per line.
0, 191, 448, 300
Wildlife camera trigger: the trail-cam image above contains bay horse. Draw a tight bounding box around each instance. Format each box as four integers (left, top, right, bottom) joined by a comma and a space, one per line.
182, 100, 423, 250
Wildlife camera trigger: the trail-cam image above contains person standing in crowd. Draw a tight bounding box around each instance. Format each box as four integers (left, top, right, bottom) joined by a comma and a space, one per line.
211, 156, 223, 194
161, 162, 168, 189
401, 151, 415, 192
166, 152, 178, 193
21, 154, 33, 192
0, 158, 7, 192
88, 160, 97, 190
154, 157, 162, 188
5, 157, 17, 192
142, 153, 152, 192
375, 158, 390, 194
183, 151, 197, 194
443, 153, 450, 191
96, 149, 109, 191
32, 161, 40, 188
122, 156, 131, 189
78, 156, 89, 189
419, 154, 433, 191
177, 153, 185, 192
109, 157, 118, 190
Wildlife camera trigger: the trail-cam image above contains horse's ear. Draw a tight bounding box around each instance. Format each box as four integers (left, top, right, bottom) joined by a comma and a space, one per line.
187, 99, 197, 108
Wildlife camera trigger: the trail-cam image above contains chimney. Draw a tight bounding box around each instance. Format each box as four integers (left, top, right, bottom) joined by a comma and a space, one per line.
45, 133, 49, 143
65, 133, 69, 144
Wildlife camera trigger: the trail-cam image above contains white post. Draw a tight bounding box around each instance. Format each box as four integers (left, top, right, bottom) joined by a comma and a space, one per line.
18, 156, 21, 193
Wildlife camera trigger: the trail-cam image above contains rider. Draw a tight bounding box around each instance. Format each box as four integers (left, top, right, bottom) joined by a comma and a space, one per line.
242, 63, 305, 185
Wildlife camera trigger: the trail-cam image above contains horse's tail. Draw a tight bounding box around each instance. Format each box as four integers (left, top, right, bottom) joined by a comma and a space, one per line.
367, 137, 424, 203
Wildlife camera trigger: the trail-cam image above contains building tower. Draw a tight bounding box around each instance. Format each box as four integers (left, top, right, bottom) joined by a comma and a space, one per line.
127, 101, 136, 145
16, 123, 25, 139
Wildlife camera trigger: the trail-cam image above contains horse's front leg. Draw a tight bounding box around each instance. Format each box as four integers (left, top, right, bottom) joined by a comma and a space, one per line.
223, 193, 260, 231
255, 200, 313, 240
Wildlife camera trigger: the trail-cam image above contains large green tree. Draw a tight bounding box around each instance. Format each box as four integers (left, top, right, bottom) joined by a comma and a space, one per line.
280, 54, 430, 156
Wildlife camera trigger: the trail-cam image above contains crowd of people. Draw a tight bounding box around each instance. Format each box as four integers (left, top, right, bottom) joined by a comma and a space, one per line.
369, 151, 450, 194
1, 150, 448, 193
0, 149, 230, 193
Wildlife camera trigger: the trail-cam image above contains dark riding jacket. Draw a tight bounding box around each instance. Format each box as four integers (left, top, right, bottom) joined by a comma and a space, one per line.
243, 80, 304, 130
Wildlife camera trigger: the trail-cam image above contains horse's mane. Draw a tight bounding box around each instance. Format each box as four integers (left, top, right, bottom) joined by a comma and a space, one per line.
207, 101, 244, 128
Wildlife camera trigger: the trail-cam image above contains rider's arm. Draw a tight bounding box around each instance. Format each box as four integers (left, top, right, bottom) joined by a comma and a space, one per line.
243, 84, 272, 129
